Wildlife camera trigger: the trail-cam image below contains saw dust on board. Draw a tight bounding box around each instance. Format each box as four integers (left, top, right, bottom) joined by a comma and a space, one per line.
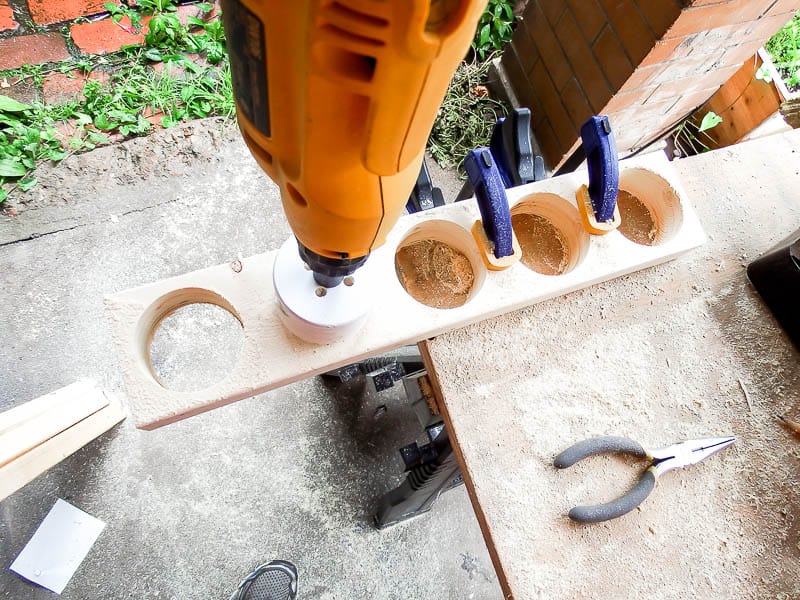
395, 239, 475, 308
617, 190, 657, 245
512, 213, 569, 275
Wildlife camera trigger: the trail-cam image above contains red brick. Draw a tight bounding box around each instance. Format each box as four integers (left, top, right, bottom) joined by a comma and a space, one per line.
664, 0, 773, 38
0, 33, 70, 70
70, 15, 152, 54
502, 45, 532, 103
566, 0, 606, 43
554, 9, 612, 111
599, 0, 656, 64
529, 59, 578, 149
603, 85, 657, 113
560, 77, 593, 129
42, 70, 110, 104
0, 77, 39, 103
0, 0, 17, 32
538, 0, 565, 26
622, 63, 660, 91
640, 35, 693, 67
532, 119, 561, 169
634, 0, 682, 37
511, 19, 540, 72
593, 25, 634, 89
528, 3, 572, 91
765, 0, 800, 16
28, 0, 107, 25
668, 87, 721, 116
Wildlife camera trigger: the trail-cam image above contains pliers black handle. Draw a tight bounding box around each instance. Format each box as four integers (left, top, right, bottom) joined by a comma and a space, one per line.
554, 436, 655, 524
554, 434, 735, 524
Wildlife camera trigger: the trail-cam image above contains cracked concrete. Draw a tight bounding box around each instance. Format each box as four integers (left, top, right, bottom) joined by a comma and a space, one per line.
0, 119, 502, 599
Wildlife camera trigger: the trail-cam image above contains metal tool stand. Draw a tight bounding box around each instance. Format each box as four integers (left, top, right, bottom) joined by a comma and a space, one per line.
326, 348, 465, 529
374, 424, 463, 529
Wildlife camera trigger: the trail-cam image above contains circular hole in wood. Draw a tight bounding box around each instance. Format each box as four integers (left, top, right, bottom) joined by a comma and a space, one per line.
617, 168, 684, 246
511, 193, 589, 275
148, 302, 243, 392
395, 220, 485, 309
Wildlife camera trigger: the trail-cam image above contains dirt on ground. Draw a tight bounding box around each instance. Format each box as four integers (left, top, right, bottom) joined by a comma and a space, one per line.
3, 117, 239, 214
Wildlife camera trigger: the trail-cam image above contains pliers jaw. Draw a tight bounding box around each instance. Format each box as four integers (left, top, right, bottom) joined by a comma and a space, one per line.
650, 436, 736, 476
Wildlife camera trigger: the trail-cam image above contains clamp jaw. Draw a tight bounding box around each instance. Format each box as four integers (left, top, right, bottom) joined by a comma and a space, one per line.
576, 115, 621, 235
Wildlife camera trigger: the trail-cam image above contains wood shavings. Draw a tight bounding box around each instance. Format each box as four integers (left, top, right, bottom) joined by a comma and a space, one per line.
738, 378, 753, 413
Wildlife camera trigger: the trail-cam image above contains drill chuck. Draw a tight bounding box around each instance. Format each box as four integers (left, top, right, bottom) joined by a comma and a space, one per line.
296, 241, 368, 288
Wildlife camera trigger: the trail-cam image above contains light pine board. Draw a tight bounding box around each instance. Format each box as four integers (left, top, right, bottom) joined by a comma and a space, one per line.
422, 130, 800, 600
106, 151, 706, 429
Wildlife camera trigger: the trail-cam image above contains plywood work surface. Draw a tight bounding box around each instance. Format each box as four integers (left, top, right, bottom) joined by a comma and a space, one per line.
422, 130, 800, 599
107, 151, 705, 430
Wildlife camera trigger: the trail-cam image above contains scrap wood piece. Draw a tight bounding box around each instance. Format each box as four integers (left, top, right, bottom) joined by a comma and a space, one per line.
0, 380, 110, 468
777, 414, 800, 436
0, 382, 126, 501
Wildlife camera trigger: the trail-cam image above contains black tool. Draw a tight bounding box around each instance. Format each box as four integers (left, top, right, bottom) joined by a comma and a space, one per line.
747, 228, 800, 349
554, 435, 735, 523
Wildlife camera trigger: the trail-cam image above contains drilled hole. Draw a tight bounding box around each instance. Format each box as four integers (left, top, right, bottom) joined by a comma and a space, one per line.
149, 303, 243, 392
511, 193, 589, 275
395, 220, 484, 309
617, 168, 684, 246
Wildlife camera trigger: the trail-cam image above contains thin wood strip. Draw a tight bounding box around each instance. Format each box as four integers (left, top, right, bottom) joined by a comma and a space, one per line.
0, 380, 99, 436
0, 380, 109, 468
419, 340, 514, 599
0, 398, 125, 501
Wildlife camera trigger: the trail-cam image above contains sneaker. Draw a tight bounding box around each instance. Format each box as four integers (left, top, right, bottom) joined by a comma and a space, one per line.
229, 560, 298, 600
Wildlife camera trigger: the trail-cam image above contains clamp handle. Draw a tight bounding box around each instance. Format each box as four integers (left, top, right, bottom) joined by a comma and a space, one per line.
581, 115, 619, 223
464, 148, 518, 268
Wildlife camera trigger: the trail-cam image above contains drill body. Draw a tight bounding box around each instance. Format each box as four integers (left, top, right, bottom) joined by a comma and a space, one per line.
222, 0, 487, 286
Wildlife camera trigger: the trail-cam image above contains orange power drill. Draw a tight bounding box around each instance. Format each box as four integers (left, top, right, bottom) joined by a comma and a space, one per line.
221, 0, 486, 341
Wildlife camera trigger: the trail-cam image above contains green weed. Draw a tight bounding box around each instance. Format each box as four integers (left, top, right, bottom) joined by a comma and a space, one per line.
0, 0, 232, 203
428, 58, 507, 175
765, 10, 800, 91
473, 0, 518, 60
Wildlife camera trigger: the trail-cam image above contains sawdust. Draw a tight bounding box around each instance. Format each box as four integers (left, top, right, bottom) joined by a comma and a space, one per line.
512, 213, 569, 275
617, 189, 658, 246
395, 239, 475, 309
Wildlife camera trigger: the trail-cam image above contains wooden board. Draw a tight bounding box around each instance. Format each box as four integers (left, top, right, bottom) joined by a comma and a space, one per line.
421, 130, 800, 599
106, 151, 706, 430
0, 380, 109, 468
0, 381, 126, 501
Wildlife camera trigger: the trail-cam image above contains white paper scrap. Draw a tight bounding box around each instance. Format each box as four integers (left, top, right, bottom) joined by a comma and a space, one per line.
9, 499, 106, 594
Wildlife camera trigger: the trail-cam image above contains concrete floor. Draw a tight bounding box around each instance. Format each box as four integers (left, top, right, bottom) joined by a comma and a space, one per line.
0, 120, 501, 599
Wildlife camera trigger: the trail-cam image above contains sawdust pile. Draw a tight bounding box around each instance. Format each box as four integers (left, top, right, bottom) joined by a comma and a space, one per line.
395, 239, 475, 309
617, 190, 658, 245
512, 213, 569, 275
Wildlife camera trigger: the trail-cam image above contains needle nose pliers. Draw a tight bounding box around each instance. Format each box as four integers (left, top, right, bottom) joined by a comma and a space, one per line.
554, 435, 736, 523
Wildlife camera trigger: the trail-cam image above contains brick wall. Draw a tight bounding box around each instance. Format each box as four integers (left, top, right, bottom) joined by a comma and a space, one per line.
502, 0, 800, 170
0, 0, 206, 102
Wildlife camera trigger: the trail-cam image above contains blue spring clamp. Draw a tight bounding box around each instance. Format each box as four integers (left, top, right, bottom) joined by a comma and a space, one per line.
576, 115, 621, 235
464, 148, 520, 270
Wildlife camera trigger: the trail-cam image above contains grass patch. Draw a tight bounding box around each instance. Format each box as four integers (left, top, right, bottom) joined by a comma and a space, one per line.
0, 0, 231, 204
765, 10, 800, 92
428, 57, 508, 175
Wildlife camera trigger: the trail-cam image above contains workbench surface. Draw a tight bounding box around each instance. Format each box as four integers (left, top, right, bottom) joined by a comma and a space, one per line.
423, 130, 800, 599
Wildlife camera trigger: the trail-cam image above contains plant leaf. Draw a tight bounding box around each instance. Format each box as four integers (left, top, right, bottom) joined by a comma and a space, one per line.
18, 177, 37, 191
0, 158, 26, 177
698, 111, 723, 132
0, 95, 31, 113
